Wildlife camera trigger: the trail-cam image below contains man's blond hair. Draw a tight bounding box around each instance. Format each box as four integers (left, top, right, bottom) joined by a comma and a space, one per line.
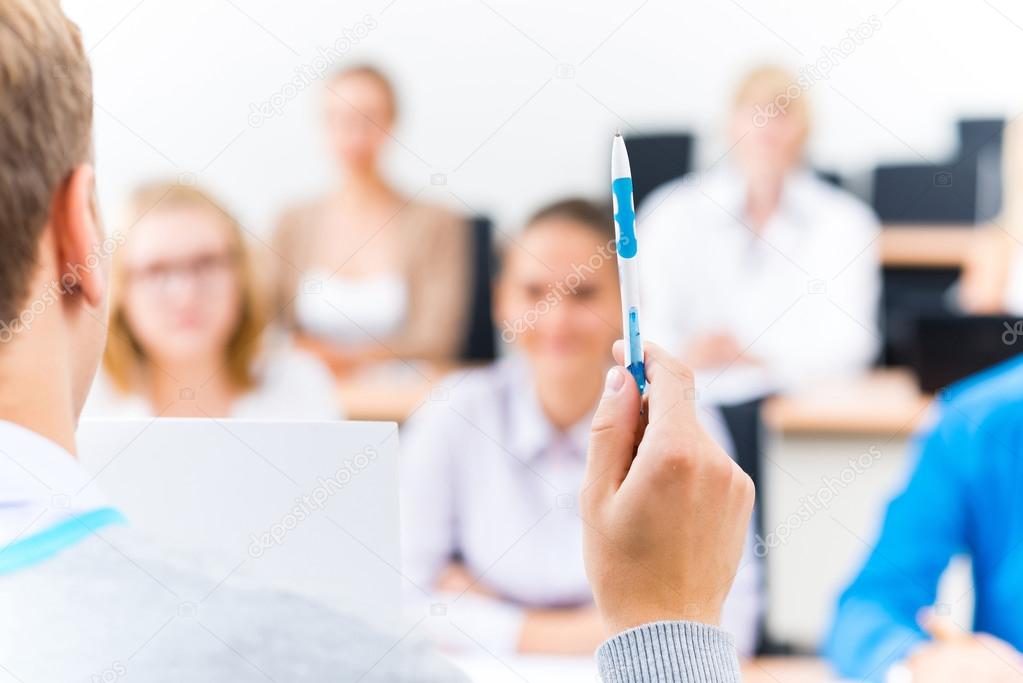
0, 0, 93, 326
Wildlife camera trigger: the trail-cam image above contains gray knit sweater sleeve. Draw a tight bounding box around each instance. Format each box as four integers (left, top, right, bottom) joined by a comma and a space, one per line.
597, 621, 741, 683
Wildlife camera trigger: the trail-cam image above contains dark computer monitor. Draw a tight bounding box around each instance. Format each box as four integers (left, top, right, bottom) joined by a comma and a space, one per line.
872, 164, 977, 224
911, 315, 1023, 392
871, 118, 1005, 224
622, 133, 693, 208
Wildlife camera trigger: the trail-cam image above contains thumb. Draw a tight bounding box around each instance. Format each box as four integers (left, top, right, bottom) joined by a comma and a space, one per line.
920, 609, 964, 643
583, 366, 641, 499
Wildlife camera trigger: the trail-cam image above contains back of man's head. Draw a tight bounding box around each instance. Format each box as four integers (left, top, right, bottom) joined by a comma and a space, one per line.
0, 2, 108, 442
0, 0, 93, 333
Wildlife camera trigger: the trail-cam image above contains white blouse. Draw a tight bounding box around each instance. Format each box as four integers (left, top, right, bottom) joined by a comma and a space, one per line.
294, 269, 408, 346
638, 166, 882, 405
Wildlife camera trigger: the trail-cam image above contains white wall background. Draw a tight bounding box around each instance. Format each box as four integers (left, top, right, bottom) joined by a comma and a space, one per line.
65, 0, 1023, 237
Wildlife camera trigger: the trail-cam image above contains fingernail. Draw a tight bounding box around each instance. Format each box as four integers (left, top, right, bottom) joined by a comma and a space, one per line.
603, 367, 625, 396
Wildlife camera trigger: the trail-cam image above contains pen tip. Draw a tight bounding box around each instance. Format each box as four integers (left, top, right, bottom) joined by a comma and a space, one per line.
614, 128, 621, 137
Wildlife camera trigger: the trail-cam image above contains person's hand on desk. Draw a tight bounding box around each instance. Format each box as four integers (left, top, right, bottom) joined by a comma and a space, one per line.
682, 332, 758, 370
435, 563, 606, 655
892, 614, 1023, 683
295, 334, 408, 377
435, 563, 499, 599
294, 334, 365, 377
901, 639, 1023, 683
581, 340, 755, 634
517, 605, 606, 655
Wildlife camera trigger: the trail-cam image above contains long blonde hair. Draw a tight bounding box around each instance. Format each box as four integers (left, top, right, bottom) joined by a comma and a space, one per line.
103, 182, 267, 392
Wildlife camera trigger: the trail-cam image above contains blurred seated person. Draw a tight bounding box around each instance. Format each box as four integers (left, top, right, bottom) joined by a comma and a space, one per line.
272, 64, 469, 382
637, 65, 881, 407
826, 356, 1023, 682
84, 182, 339, 420
960, 118, 1023, 315
399, 199, 761, 657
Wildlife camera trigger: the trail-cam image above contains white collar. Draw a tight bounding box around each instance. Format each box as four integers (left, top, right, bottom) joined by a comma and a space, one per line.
502, 356, 594, 464
0, 420, 109, 543
701, 163, 818, 227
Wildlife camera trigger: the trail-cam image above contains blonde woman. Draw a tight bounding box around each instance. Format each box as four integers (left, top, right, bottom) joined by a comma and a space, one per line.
638, 65, 881, 406
84, 182, 340, 419
272, 64, 470, 378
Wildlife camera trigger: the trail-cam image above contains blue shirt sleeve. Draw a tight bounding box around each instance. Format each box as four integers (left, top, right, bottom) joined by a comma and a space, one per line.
824, 406, 969, 680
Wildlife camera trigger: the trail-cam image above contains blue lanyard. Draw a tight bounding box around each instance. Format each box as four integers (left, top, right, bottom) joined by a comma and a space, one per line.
0, 507, 127, 576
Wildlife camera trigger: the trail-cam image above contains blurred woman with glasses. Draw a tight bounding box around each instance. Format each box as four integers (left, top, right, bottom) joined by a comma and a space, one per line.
83, 182, 340, 419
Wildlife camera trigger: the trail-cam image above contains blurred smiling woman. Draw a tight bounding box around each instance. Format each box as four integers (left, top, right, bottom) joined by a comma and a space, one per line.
399, 198, 761, 657
84, 182, 340, 420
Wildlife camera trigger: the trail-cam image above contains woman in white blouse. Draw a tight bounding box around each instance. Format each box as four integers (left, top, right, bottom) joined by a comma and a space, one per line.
83, 182, 340, 420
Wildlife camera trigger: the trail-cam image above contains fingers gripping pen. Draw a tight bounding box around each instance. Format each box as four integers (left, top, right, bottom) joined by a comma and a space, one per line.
611, 131, 646, 395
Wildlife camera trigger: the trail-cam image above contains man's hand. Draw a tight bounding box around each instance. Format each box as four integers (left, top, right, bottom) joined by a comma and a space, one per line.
580, 341, 755, 636
901, 613, 1023, 682
905, 639, 1023, 683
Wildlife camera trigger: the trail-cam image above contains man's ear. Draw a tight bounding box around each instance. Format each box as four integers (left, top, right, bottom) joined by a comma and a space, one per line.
51, 163, 105, 308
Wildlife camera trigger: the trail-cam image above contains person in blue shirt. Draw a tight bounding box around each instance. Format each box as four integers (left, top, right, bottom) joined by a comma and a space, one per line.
826, 356, 1023, 682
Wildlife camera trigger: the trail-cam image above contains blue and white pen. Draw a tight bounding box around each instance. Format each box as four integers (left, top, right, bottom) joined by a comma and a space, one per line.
611, 131, 646, 394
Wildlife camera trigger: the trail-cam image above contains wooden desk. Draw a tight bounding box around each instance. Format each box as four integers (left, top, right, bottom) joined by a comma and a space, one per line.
336, 377, 432, 423
763, 369, 932, 437
879, 224, 977, 269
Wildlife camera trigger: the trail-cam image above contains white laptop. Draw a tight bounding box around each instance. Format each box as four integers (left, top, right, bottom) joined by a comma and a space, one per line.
75, 418, 401, 632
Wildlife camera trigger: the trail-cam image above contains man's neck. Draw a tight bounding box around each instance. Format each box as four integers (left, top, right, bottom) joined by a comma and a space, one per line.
0, 326, 77, 456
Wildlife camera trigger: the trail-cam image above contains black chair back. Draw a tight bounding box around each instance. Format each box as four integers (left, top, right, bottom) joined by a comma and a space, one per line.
460, 215, 497, 361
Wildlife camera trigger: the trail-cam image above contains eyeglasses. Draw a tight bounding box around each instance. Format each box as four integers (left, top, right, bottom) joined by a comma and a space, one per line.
126, 250, 239, 296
